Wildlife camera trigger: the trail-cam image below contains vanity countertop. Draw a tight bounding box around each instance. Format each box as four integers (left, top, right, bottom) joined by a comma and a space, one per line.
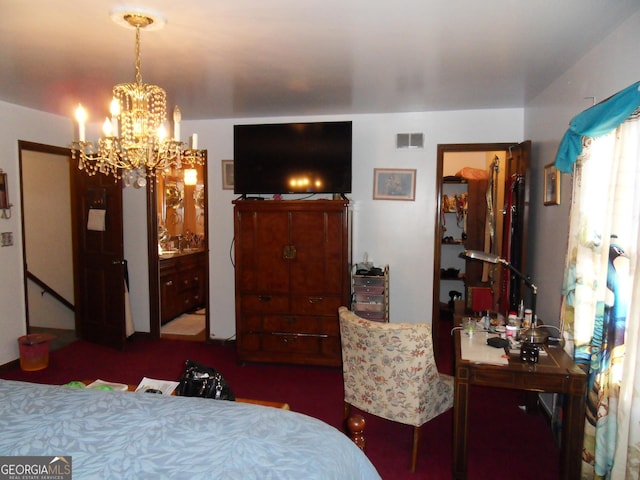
159, 248, 205, 260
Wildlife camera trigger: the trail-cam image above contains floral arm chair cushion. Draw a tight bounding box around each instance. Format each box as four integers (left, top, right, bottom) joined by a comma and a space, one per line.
339, 306, 453, 427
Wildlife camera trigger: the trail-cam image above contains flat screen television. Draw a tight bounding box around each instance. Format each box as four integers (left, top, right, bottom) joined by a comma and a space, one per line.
233, 121, 352, 195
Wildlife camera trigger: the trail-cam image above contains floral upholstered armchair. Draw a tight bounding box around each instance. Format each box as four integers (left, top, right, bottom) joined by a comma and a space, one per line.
338, 306, 454, 472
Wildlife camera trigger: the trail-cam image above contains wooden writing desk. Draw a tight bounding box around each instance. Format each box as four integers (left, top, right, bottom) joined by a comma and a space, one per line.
453, 331, 586, 479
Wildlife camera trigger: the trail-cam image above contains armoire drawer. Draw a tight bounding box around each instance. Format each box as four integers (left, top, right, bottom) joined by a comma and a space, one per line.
262, 315, 323, 333
291, 295, 342, 315
241, 294, 289, 313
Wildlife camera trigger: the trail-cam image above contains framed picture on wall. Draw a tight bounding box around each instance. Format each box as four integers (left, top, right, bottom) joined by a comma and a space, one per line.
543, 162, 560, 206
373, 168, 416, 201
221, 160, 234, 190
0, 169, 8, 210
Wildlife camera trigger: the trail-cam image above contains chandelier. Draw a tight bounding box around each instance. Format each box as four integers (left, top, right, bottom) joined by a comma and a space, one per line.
71, 9, 204, 183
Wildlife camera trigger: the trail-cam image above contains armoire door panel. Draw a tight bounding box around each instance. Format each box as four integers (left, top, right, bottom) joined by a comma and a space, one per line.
290, 210, 344, 295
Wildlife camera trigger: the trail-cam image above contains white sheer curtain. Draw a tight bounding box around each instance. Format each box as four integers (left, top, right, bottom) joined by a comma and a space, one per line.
560, 109, 640, 479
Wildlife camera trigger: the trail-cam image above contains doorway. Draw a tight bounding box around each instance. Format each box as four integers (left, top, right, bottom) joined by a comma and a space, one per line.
19, 141, 77, 350
431, 142, 530, 356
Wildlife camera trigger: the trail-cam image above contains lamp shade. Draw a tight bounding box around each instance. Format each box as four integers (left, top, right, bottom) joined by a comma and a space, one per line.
462, 250, 501, 264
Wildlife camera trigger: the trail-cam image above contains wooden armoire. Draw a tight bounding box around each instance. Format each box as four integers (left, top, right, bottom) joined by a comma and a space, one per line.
233, 199, 350, 366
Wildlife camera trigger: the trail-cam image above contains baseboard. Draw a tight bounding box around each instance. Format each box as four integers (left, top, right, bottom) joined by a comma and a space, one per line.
0, 358, 20, 373
209, 338, 236, 348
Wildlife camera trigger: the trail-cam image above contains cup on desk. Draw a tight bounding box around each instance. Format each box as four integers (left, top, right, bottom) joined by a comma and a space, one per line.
463, 317, 475, 337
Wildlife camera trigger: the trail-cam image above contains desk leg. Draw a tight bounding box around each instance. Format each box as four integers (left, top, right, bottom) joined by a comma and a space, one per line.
453, 365, 470, 479
561, 386, 586, 479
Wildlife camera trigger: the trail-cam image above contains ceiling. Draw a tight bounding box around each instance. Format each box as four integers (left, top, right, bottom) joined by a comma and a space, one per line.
1, 0, 638, 121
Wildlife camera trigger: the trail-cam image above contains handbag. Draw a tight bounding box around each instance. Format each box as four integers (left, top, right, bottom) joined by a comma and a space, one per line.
177, 359, 235, 401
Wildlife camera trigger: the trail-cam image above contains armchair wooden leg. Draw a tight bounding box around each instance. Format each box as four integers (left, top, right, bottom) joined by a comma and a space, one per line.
347, 414, 366, 451
411, 425, 421, 472
344, 402, 366, 451
343, 401, 352, 421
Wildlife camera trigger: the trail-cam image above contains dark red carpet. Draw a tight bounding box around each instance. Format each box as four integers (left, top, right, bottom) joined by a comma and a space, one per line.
1, 320, 560, 479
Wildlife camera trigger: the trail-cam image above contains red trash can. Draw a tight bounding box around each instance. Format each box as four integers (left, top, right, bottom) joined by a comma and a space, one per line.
18, 333, 55, 371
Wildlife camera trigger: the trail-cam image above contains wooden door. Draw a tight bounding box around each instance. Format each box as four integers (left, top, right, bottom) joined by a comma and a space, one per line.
463, 178, 489, 290
71, 169, 127, 350
235, 208, 290, 294
500, 140, 531, 313
290, 209, 345, 296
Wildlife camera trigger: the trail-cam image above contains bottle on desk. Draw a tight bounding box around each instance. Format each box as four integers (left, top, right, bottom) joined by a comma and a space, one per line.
481, 311, 491, 330
506, 312, 519, 338
517, 300, 525, 326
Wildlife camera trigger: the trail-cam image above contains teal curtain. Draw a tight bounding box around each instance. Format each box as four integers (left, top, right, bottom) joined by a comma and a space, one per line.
554, 81, 640, 173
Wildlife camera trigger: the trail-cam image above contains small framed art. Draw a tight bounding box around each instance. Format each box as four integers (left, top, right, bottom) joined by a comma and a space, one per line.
0, 170, 8, 210
373, 168, 416, 201
543, 163, 560, 206
221, 160, 234, 190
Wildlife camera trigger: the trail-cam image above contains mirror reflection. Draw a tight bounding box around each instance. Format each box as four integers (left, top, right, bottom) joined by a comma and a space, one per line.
155, 161, 208, 339
157, 164, 206, 256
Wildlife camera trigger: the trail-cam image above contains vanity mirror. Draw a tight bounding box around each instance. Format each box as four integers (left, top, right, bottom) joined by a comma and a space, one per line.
147, 154, 209, 339
157, 165, 206, 256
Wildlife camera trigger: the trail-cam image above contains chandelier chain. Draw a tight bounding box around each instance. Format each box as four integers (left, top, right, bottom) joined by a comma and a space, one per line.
135, 25, 142, 85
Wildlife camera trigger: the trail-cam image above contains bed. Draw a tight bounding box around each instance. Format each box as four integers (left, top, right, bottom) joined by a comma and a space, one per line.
0, 380, 381, 479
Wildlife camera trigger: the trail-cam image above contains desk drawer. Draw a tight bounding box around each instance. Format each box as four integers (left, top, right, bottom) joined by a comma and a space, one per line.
470, 369, 570, 392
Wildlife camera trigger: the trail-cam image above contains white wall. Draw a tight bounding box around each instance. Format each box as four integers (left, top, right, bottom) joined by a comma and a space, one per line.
524, 11, 640, 330
0, 105, 523, 365
0, 101, 71, 365
177, 109, 523, 340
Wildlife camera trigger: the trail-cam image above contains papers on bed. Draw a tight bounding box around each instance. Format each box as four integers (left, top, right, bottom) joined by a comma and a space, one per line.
135, 377, 180, 395
459, 331, 510, 365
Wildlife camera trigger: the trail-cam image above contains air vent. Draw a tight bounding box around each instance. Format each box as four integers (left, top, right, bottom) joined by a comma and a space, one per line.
396, 133, 424, 149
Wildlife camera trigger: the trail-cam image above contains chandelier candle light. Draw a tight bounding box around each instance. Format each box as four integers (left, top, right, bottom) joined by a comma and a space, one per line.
71, 8, 204, 181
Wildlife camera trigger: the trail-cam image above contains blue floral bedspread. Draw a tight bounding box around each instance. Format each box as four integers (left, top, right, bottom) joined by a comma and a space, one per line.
0, 380, 380, 480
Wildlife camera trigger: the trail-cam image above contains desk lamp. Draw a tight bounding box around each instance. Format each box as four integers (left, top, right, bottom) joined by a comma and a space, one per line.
462, 250, 548, 347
